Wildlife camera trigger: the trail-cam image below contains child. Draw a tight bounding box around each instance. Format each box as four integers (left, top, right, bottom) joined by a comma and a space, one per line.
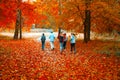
63, 33, 67, 49
70, 33, 76, 53
41, 33, 46, 50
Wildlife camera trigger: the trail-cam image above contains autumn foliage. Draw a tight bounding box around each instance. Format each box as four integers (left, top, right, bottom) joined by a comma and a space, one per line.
0, 39, 120, 80
0, 0, 120, 33
0, 0, 47, 29
0, 0, 120, 79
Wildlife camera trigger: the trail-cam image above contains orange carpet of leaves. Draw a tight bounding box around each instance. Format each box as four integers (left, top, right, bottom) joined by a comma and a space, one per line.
0, 40, 120, 80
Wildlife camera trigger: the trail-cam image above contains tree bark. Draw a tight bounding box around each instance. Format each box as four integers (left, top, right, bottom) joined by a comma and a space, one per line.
87, 10, 91, 41
14, 10, 19, 39
14, 19, 19, 39
84, 21, 87, 43
84, 10, 91, 43
84, 0, 91, 43
58, 0, 62, 34
19, 9, 22, 39
14, 0, 22, 40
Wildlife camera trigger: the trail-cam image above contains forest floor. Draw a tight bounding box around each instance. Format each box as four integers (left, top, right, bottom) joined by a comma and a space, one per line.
0, 33, 120, 80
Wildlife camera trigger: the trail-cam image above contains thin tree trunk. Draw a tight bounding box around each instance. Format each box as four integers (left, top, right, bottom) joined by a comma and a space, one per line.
14, 0, 22, 40
84, 10, 91, 43
58, 0, 62, 33
86, 10, 91, 41
19, 9, 22, 39
14, 10, 19, 39
84, 20, 87, 43
84, 0, 91, 43
14, 20, 19, 39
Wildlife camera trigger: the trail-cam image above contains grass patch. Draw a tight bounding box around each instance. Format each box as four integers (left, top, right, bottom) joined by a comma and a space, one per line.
76, 40, 120, 56
91, 40, 120, 56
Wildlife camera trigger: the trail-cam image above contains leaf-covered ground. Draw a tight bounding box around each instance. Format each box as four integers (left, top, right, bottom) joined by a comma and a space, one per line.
0, 39, 120, 80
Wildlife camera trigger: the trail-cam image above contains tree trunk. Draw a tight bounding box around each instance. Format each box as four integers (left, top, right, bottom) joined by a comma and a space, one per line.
84, 10, 91, 43
14, 9, 22, 39
14, 10, 19, 39
58, 0, 62, 32
84, 21, 87, 43
14, 0, 22, 40
14, 19, 19, 39
87, 10, 91, 41
19, 10, 22, 39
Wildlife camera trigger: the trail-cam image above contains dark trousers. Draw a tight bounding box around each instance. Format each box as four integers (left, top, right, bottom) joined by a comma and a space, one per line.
71, 43, 76, 53
63, 41, 67, 49
41, 41, 45, 50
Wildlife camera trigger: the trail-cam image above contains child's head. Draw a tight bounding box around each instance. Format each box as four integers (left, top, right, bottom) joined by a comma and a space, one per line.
64, 33, 66, 35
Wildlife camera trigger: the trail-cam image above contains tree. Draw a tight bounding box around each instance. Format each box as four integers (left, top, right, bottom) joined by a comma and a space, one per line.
1, 0, 120, 41
0, 0, 44, 39
0, 0, 17, 28
0, 0, 34, 39
84, 10, 91, 43
14, 0, 22, 39
58, 0, 62, 34
84, 0, 91, 43
91, 0, 120, 33
14, 9, 20, 39
58, 0, 120, 41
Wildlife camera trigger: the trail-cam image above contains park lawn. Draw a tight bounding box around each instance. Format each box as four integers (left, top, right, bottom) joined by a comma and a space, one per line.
0, 39, 120, 80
